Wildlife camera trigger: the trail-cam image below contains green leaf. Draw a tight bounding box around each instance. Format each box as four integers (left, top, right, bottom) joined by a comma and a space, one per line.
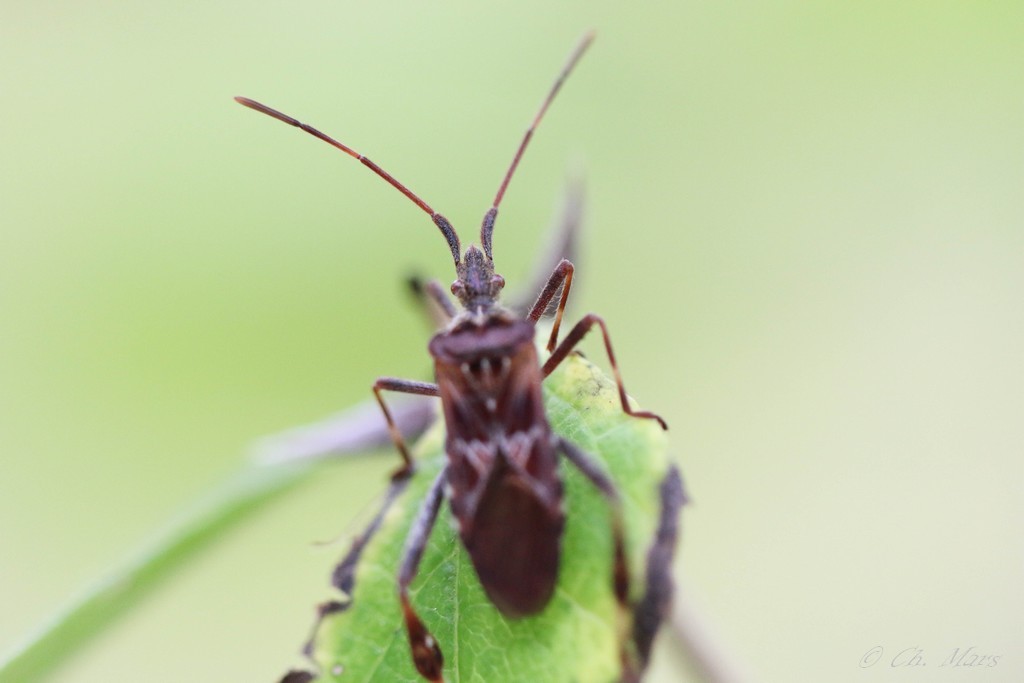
300, 352, 680, 683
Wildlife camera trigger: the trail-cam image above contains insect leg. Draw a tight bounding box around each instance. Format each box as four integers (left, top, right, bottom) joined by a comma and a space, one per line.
398, 467, 449, 683
408, 276, 458, 328
558, 436, 643, 681
512, 177, 583, 317
526, 259, 575, 352
278, 471, 418, 683
557, 437, 630, 603
633, 466, 685, 669
373, 378, 440, 479
542, 314, 668, 429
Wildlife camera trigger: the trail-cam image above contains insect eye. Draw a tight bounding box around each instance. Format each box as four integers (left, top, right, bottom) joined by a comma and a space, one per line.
451, 280, 465, 296
490, 275, 505, 290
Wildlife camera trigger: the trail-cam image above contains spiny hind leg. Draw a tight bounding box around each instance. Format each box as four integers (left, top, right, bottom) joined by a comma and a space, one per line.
557, 437, 640, 681
632, 466, 686, 670
397, 467, 449, 682
558, 437, 630, 603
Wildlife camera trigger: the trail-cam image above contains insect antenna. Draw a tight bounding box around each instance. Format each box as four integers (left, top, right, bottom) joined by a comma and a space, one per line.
234, 96, 462, 265
480, 30, 595, 262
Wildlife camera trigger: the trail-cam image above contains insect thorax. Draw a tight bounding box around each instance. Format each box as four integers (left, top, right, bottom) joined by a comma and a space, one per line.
430, 317, 546, 434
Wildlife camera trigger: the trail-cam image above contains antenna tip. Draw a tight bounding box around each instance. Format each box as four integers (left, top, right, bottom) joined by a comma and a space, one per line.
234, 97, 293, 125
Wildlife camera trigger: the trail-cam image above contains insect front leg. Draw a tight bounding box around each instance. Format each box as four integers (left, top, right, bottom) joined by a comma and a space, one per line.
526, 258, 575, 352
373, 378, 440, 479
408, 276, 458, 328
542, 314, 668, 430
398, 467, 449, 683
514, 177, 584, 321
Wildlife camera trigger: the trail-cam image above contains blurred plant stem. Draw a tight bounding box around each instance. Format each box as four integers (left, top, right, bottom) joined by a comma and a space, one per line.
0, 461, 317, 683
671, 590, 752, 683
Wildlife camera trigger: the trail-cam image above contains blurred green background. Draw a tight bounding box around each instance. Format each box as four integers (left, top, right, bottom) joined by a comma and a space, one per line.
2, 1, 1021, 681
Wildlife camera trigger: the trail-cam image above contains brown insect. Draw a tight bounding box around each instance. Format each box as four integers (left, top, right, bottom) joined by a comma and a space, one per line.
237, 32, 666, 682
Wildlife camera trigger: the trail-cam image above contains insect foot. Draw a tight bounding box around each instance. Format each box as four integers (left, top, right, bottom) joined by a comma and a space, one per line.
401, 595, 445, 682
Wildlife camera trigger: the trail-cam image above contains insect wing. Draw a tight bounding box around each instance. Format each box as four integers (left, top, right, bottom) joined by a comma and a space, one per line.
452, 431, 565, 618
